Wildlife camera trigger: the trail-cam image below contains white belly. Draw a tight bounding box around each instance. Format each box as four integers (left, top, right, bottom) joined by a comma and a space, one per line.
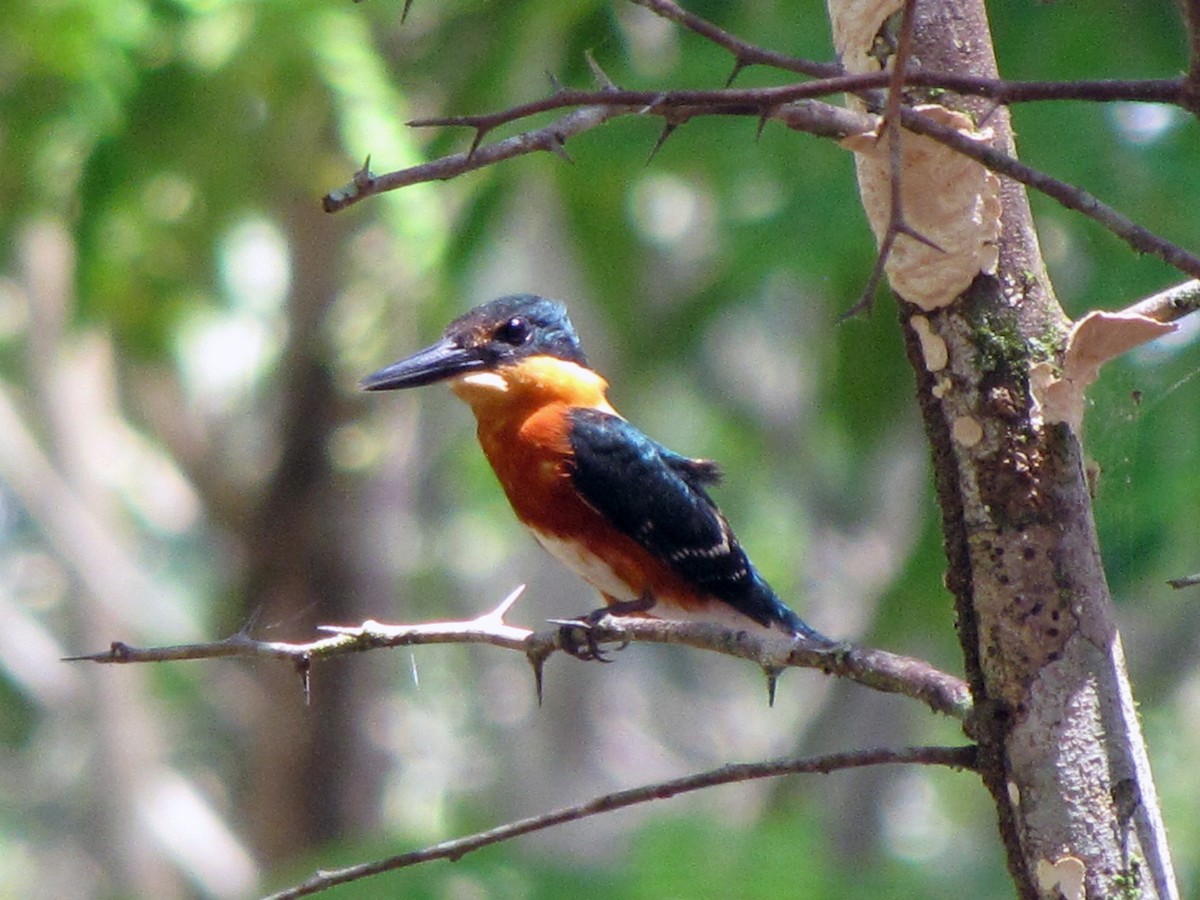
526, 526, 776, 632
529, 528, 638, 602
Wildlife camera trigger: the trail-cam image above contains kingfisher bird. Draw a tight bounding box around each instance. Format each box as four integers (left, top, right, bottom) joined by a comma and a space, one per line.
362, 294, 830, 647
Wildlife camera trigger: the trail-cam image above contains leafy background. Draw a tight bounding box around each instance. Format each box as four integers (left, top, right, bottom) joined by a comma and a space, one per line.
1, 0, 1197, 897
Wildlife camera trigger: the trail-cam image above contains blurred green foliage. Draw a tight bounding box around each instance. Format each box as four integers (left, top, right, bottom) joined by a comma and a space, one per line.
1, 0, 1198, 897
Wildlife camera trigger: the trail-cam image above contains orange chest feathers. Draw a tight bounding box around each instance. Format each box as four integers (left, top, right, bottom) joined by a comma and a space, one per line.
449, 355, 616, 536
457, 379, 716, 611
474, 403, 585, 532
472, 402, 669, 605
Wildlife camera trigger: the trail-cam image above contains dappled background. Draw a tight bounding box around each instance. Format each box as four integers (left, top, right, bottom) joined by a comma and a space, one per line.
1, 0, 1197, 897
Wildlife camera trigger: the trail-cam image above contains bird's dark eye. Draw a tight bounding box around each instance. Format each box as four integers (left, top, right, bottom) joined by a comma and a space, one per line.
495, 317, 532, 345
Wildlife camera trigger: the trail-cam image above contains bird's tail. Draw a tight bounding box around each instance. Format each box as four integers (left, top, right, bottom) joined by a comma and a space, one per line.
742, 573, 833, 644
773, 602, 834, 645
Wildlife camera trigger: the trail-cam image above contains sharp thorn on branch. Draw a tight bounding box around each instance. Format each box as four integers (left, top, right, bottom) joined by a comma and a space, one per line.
467, 127, 490, 161
546, 71, 565, 94
764, 666, 781, 707
755, 109, 772, 142
647, 122, 678, 164
63, 644, 118, 662
977, 98, 1004, 127
724, 58, 748, 88
843, 280, 882, 321
896, 220, 946, 254
354, 155, 374, 189
585, 50, 618, 91
491, 584, 526, 621
400, 0, 413, 22
547, 134, 573, 163
638, 93, 668, 117
843, 235, 894, 321
527, 647, 550, 706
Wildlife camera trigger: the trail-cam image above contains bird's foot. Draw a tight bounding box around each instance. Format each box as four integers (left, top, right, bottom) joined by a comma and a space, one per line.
549, 592, 656, 662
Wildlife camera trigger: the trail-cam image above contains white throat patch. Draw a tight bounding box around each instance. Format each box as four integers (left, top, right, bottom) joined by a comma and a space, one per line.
457, 371, 509, 393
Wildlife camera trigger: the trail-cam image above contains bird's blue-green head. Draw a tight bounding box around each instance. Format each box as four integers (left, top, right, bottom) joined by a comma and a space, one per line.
361, 294, 589, 392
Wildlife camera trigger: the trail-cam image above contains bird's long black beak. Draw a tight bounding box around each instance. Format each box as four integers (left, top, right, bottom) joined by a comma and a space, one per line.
360, 337, 485, 391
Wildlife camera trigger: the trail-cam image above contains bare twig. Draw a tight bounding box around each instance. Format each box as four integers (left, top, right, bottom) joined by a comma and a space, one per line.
399, 77, 1184, 133
323, 103, 633, 211
265, 743, 978, 899
69, 587, 974, 720
628, 0, 840, 81
1120, 279, 1200, 324
625, 0, 1187, 110
66, 586, 533, 662
771, 98, 876, 138
403, 76, 887, 132
630, 0, 1200, 285
931, 75, 1183, 105
323, 70, 1200, 284
324, 73, 1184, 201
1168, 572, 1200, 589
1180, 0, 1200, 112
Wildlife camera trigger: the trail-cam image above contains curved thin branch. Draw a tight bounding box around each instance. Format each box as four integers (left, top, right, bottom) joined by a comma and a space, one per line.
322, 102, 631, 211
628, 0, 1185, 108
324, 72, 1186, 215
1121, 278, 1200, 324
403, 75, 1184, 133
1181, 0, 1200, 112
264, 743, 979, 899
68, 586, 974, 720
323, 79, 1200, 284
396, 0, 1184, 109
628, 0, 840, 80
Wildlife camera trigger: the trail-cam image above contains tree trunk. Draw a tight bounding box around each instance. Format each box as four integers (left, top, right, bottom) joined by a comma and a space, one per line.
827, 1, 1178, 896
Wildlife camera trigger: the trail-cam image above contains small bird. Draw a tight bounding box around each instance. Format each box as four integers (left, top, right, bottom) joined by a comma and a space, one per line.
362, 295, 829, 646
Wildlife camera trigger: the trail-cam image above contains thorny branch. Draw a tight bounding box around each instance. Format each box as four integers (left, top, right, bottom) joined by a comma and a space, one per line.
324, 78, 1200, 284
69, 586, 974, 720
627, 0, 839, 80
322, 103, 628, 210
323, 0, 1200, 288
264, 743, 979, 899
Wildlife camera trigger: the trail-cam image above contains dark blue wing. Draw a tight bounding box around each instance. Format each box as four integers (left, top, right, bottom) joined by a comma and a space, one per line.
565, 407, 821, 637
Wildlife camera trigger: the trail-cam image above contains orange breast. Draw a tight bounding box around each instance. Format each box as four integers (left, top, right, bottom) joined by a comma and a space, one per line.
474, 402, 709, 613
